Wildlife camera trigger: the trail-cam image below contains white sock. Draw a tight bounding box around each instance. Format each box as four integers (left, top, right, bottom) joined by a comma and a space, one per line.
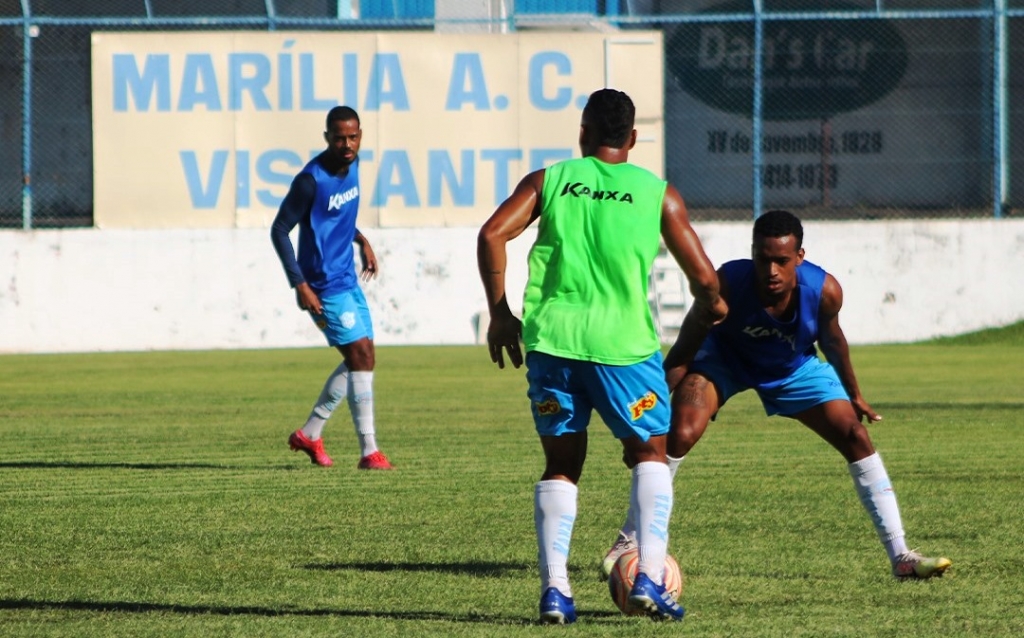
621, 455, 684, 539
632, 461, 673, 584
535, 480, 577, 597
667, 454, 685, 478
348, 371, 377, 457
848, 452, 909, 562
301, 362, 349, 440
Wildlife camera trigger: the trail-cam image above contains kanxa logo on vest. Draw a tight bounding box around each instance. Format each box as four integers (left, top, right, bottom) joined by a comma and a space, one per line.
558, 182, 634, 203
742, 325, 797, 351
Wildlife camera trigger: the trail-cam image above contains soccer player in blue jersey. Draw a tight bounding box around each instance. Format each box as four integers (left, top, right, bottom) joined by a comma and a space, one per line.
270, 105, 394, 471
603, 209, 950, 580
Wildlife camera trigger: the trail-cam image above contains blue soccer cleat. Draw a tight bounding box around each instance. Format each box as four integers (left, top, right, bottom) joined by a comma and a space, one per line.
539, 587, 577, 624
628, 572, 685, 621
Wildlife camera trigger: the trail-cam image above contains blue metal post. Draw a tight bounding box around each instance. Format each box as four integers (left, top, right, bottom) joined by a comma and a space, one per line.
265, 0, 277, 30
751, 0, 764, 219
20, 0, 32, 230
993, 0, 1007, 218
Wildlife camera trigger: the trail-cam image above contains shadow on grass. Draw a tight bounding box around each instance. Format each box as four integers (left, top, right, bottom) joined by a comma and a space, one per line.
0, 597, 619, 624
305, 560, 532, 577
874, 402, 1024, 411
0, 461, 259, 470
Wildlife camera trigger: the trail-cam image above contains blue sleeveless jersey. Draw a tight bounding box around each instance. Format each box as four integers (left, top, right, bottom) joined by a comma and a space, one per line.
708, 259, 827, 389
296, 154, 361, 296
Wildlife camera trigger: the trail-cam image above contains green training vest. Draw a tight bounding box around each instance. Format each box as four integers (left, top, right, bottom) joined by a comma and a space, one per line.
522, 156, 667, 365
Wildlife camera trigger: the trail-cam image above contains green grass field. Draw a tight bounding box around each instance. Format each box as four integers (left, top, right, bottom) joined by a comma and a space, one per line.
2, 324, 1023, 637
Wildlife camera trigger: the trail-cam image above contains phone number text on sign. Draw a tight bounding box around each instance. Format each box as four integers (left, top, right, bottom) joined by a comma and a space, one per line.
762, 163, 838, 190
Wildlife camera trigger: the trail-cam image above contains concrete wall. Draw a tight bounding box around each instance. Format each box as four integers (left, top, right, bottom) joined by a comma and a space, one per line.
2, 219, 1022, 354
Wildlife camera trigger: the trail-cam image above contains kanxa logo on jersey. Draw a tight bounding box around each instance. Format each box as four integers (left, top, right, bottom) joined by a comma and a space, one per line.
535, 398, 561, 416
328, 186, 359, 211
558, 182, 634, 203
629, 392, 657, 420
742, 324, 797, 350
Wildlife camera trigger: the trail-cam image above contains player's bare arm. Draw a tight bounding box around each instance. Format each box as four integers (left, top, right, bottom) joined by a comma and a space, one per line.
659, 185, 725, 319
477, 170, 544, 369
660, 185, 727, 389
354, 230, 378, 281
817, 274, 881, 423
665, 269, 731, 391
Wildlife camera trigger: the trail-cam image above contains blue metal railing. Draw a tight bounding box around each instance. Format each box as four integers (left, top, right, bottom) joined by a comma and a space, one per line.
2, 1, 1021, 227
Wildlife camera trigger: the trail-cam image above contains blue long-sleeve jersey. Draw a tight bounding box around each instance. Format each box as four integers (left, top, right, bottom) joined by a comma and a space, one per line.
271, 153, 362, 296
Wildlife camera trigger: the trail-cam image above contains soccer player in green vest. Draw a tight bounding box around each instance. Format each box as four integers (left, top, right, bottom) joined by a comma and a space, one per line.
477, 88, 727, 623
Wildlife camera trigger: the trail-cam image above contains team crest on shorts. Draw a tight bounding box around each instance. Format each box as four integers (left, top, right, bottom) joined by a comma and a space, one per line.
341, 311, 357, 329
535, 398, 561, 416
315, 318, 328, 330
629, 392, 657, 421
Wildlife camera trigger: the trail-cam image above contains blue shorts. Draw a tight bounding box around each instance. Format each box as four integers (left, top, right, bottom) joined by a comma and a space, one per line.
524, 351, 670, 442
309, 288, 374, 347
690, 339, 850, 417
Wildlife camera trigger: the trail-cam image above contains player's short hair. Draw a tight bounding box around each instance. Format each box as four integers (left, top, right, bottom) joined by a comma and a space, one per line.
582, 88, 635, 148
754, 209, 804, 249
326, 105, 360, 128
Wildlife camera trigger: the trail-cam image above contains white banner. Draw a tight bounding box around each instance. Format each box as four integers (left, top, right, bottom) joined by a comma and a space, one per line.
91, 31, 664, 229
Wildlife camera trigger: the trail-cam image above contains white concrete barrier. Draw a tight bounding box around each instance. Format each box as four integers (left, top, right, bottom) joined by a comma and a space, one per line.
1, 219, 1022, 354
